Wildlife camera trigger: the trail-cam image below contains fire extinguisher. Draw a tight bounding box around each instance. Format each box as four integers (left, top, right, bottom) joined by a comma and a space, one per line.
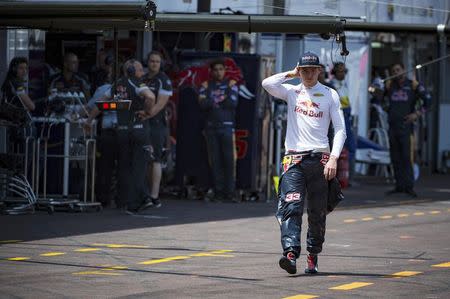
337, 147, 349, 189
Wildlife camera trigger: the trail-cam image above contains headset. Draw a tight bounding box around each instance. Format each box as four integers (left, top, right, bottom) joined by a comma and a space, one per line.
331, 62, 347, 76
146, 50, 165, 70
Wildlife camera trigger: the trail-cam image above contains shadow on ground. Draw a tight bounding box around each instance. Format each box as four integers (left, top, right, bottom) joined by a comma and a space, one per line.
0, 174, 448, 242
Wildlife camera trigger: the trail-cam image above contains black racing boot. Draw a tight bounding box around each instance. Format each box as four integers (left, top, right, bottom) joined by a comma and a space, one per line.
304, 254, 318, 274
279, 252, 297, 274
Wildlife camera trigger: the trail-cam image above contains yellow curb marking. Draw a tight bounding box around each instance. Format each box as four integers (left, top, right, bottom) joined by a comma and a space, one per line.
413, 212, 425, 216
397, 213, 409, 218
139, 255, 192, 265
429, 211, 441, 215
92, 243, 150, 249
361, 217, 374, 221
40, 252, 66, 257
330, 282, 373, 290
282, 295, 319, 299
344, 219, 357, 223
0, 240, 22, 244
73, 271, 123, 276
432, 262, 450, 268
74, 248, 101, 252
379, 215, 393, 219
390, 271, 422, 278
6, 257, 30, 261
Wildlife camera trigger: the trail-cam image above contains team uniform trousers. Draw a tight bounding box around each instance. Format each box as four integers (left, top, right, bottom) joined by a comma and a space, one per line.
96, 129, 119, 206
116, 122, 150, 210
204, 125, 236, 199
276, 152, 329, 258
389, 127, 414, 191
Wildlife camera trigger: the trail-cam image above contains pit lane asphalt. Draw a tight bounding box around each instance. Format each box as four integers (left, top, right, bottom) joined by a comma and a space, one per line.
0, 174, 449, 298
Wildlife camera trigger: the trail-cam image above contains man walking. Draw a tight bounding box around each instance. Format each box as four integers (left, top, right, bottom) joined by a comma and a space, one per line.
262, 52, 346, 274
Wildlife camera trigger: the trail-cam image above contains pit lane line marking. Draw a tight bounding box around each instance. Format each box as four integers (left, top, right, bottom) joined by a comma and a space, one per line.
73, 270, 123, 276
282, 295, 318, 299
72, 249, 234, 275
74, 248, 101, 252
139, 250, 234, 265
329, 282, 374, 290
388, 271, 422, 278
342, 209, 448, 224
284, 268, 425, 298
40, 252, 66, 257
432, 262, 450, 268
6, 257, 30, 261
92, 243, 150, 249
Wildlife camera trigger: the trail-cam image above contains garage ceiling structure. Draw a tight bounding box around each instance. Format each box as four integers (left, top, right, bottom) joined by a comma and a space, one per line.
0, 0, 448, 34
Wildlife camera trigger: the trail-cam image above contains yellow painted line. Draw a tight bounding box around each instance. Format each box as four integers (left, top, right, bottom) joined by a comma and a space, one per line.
92, 243, 150, 249
429, 211, 441, 215
390, 271, 422, 278
344, 219, 357, 223
139, 256, 191, 265
397, 213, 409, 218
0, 240, 22, 244
413, 212, 425, 216
379, 215, 393, 219
73, 271, 123, 276
329, 282, 373, 290
399, 235, 414, 239
432, 262, 450, 268
74, 248, 101, 252
209, 250, 234, 253
361, 217, 374, 221
282, 295, 318, 299
6, 257, 30, 261
99, 265, 129, 270
190, 253, 234, 257
40, 252, 66, 257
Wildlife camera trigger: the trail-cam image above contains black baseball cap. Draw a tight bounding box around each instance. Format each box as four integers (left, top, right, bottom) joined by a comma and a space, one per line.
297, 52, 321, 68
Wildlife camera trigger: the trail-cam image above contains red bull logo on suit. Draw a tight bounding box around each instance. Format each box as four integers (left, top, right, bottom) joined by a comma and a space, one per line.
295, 99, 323, 118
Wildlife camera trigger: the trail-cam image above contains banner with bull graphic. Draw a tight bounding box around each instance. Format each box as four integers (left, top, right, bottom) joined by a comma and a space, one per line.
171, 52, 261, 191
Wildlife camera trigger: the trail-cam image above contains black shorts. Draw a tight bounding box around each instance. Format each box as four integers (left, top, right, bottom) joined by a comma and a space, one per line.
149, 124, 168, 162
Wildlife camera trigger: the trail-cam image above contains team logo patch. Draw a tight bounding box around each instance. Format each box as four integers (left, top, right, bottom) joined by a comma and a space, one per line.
285, 193, 301, 202
297, 99, 320, 109
282, 154, 303, 173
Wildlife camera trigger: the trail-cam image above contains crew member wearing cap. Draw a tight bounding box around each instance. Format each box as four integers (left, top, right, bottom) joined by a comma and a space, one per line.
262, 52, 346, 275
